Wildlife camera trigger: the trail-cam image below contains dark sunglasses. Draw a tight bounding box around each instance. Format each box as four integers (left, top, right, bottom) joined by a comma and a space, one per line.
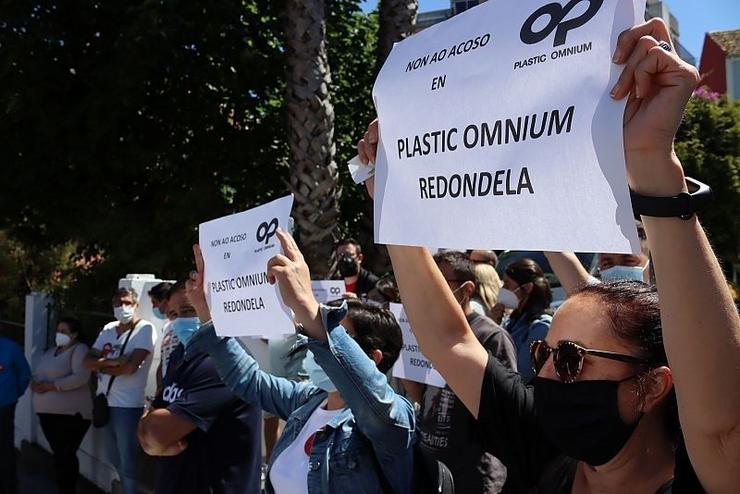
530, 339, 651, 383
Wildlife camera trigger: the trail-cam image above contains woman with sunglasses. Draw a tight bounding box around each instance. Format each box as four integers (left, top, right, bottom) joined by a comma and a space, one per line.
355, 18, 740, 493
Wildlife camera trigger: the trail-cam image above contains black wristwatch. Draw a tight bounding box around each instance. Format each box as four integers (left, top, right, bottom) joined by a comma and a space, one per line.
630, 177, 713, 220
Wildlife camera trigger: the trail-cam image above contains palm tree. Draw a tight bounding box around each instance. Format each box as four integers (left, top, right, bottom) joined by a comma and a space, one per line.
284, 0, 339, 276
377, 0, 419, 65
355, 1, 419, 274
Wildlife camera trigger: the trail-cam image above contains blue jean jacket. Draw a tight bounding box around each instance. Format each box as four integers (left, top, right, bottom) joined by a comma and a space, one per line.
186, 305, 416, 494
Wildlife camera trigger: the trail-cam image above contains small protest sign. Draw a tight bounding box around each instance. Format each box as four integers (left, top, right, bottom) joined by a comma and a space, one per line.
390, 303, 446, 387
311, 280, 346, 304
199, 195, 295, 338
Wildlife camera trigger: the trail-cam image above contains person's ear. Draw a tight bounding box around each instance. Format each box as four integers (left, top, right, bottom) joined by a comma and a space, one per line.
369, 348, 383, 367
357, 253, 364, 264
640, 366, 673, 413
522, 282, 534, 295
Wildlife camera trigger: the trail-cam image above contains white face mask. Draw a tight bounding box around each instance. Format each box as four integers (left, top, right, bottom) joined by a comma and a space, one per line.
600, 263, 648, 282
114, 305, 135, 324
497, 287, 521, 310
303, 350, 337, 392
55, 333, 72, 347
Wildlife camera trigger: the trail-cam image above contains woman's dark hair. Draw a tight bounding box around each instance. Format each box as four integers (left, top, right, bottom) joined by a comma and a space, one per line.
574, 280, 679, 438
325, 299, 403, 374
505, 258, 552, 320
367, 277, 400, 305
57, 316, 82, 336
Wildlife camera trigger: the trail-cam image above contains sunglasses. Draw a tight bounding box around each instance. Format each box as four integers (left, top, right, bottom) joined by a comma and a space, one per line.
529, 339, 651, 383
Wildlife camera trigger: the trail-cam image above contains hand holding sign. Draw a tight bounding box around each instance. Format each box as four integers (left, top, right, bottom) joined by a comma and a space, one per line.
266, 229, 324, 339
613, 19, 699, 197
356, 119, 379, 199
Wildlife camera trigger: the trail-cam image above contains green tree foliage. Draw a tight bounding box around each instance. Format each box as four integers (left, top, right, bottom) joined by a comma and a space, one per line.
0, 1, 378, 317
675, 94, 740, 274
326, 4, 378, 235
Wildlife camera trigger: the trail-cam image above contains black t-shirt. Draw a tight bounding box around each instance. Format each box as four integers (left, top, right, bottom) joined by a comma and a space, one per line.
477, 354, 705, 493
418, 313, 517, 493
152, 345, 261, 494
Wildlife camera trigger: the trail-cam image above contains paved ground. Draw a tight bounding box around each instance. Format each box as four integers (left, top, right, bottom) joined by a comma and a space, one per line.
17, 442, 104, 494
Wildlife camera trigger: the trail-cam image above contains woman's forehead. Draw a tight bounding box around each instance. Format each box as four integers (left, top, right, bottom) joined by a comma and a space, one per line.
548, 296, 633, 354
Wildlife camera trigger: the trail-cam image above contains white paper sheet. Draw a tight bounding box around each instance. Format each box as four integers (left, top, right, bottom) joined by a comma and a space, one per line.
198, 195, 296, 338
311, 280, 346, 304
390, 303, 446, 387
373, 0, 645, 254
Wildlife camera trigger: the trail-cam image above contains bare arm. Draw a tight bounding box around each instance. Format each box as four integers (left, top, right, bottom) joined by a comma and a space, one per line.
100, 349, 150, 376
613, 20, 740, 491
543, 251, 592, 296
83, 349, 119, 371
388, 246, 489, 417
138, 408, 193, 456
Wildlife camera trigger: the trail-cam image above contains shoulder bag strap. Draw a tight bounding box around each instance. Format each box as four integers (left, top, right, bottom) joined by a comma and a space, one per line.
104, 323, 135, 397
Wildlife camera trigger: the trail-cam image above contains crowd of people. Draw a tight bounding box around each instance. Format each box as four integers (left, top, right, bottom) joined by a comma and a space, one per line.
1, 17, 739, 494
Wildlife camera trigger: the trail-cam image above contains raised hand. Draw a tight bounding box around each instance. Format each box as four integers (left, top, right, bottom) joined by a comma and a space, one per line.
187, 244, 212, 324
356, 119, 379, 199
266, 229, 323, 338
611, 18, 700, 196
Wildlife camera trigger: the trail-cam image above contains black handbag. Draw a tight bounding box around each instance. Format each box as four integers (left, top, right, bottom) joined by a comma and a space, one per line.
92, 325, 134, 428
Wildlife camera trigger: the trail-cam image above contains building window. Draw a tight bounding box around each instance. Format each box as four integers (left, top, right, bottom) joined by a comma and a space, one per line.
454, 1, 480, 15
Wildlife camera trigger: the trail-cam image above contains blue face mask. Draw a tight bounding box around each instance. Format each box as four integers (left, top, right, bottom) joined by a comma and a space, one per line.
303, 350, 337, 392
153, 307, 166, 320
171, 317, 201, 346
600, 263, 647, 282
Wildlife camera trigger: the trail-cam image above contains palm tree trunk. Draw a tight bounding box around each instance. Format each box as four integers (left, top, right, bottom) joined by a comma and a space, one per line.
377, 0, 419, 66
284, 0, 339, 277
358, 1, 419, 275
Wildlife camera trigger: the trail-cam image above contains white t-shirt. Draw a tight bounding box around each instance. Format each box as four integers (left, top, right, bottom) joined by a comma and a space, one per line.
93, 319, 157, 408
269, 400, 344, 494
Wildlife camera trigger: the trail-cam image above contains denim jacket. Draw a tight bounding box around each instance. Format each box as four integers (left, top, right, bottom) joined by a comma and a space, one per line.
186, 305, 416, 494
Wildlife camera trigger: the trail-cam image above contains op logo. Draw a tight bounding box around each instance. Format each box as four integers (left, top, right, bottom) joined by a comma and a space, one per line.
521, 0, 604, 47
256, 218, 279, 245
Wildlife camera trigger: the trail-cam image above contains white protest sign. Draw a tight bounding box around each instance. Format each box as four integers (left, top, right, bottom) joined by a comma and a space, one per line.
311, 280, 346, 304
390, 303, 446, 387
373, 0, 645, 254
199, 195, 295, 338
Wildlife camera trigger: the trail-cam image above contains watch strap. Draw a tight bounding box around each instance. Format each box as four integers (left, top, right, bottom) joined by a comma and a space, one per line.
630, 177, 712, 220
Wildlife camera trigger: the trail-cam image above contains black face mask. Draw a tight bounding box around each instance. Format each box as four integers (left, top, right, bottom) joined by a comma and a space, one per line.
533, 376, 641, 466
337, 254, 359, 277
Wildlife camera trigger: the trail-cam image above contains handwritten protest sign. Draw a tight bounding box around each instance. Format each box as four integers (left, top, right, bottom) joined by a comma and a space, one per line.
311, 280, 346, 304
199, 195, 295, 338
390, 303, 446, 387
373, 0, 645, 253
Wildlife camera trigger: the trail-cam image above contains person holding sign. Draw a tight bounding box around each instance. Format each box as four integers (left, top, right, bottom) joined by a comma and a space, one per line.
184, 231, 417, 494
356, 18, 740, 492
403, 251, 517, 493
138, 280, 262, 494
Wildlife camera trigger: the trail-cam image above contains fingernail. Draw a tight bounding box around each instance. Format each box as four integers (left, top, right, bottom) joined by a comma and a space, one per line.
612, 49, 622, 63
610, 83, 619, 98
635, 86, 641, 99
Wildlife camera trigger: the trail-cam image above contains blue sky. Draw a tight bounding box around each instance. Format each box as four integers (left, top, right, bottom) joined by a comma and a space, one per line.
360, 0, 740, 64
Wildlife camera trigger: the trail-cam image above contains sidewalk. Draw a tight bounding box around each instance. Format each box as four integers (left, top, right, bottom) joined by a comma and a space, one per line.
17, 441, 104, 494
